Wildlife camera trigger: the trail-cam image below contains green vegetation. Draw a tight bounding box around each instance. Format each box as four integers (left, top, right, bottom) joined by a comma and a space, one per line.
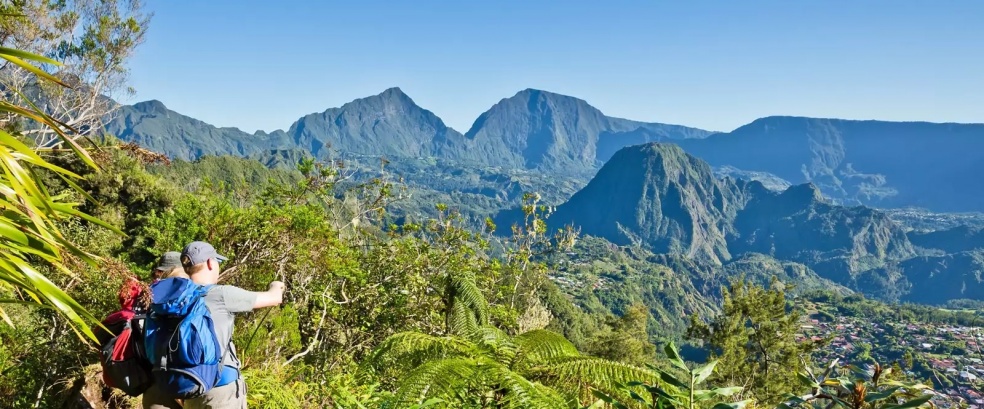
0, 45, 122, 340
688, 278, 819, 405
593, 342, 748, 409
802, 291, 984, 328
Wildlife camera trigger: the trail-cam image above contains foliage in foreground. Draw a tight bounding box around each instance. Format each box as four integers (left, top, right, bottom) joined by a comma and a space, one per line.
779, 359, 933, 409
592, 341, 747, 409
0, 44, 120, 341
368, 323, 658, 408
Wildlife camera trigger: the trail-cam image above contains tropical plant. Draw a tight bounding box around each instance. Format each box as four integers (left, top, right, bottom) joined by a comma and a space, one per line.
366, 312, 658, 408
591, 341, 748, 409
367, 328, 659, 408
0, 46, 117, 341
778, 359, 935, 409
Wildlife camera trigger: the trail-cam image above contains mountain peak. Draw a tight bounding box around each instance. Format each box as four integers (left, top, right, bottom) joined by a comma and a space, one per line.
345, 87, 414, 108
285, 86, 465, 159
550, 142, 738, 264
379, 86, 409, 99
636, 142, 687, 159
132, 100, 169, 115
510, 88, 588, 104
780, 182, 825, 204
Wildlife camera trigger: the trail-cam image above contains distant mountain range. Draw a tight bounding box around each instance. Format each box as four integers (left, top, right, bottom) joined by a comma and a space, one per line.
106, 87, 984, 212
106, 88, 710, 176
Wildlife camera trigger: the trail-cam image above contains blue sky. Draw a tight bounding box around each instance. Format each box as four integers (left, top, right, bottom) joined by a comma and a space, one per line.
126, 0, 984, 133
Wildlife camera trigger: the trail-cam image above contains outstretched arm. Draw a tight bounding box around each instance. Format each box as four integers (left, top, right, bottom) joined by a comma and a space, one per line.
253, 281, 285, 309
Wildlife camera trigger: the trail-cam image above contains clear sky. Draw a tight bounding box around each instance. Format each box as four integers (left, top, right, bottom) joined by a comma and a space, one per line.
125, 0, 984, 134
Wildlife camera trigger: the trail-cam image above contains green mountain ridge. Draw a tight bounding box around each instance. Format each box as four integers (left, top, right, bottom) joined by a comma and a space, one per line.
542, 236, 851, 338
547, 143, 745, 265
546, 143, 916, 299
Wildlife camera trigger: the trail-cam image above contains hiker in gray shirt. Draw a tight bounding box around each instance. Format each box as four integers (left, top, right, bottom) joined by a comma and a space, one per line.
177, 241, 285, 409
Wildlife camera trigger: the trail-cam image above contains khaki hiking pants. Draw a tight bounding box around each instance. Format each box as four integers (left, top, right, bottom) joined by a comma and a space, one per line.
142, 379, 247, 409
185, 379, 247, 409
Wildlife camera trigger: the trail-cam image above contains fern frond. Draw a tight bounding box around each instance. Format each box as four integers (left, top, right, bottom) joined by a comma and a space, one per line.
392, 358, 479, 407
472, 326, 518, 365
449, 299, 480, 338
512, 329, 581, 370
368, 331, 475, 373
450, 273, 489, 326
533, 357, 659, 405
484, 364, 570, 409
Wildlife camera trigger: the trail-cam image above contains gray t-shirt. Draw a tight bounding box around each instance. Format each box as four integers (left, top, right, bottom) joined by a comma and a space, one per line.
204, 285, 257, 370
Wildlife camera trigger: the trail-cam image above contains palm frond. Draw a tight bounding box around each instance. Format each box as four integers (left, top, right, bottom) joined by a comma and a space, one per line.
471, 326, 518, 365
0, 45, 114, 342
449, 299, 480, 337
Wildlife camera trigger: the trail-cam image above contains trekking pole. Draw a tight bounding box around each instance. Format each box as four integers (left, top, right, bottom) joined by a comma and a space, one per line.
244, 307, 273, 357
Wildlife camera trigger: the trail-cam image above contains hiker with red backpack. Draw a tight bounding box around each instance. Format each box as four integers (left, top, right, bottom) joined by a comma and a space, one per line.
97, 252, 184, 408
141, 241, 286, 409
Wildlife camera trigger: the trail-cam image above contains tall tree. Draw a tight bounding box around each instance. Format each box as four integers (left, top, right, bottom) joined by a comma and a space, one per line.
586, 303, 657, 365
0, 0, 150, 146
687, 277, 817, 406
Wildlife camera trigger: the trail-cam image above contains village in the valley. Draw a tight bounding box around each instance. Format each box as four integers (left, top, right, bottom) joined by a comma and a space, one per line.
795, 313, 984, 408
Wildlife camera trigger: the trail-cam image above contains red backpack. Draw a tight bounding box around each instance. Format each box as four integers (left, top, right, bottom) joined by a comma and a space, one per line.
96, 279, 153, 396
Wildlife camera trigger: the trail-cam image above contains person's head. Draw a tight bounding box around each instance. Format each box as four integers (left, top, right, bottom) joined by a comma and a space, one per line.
152, 251, 184, 281
181, 241, 228, 285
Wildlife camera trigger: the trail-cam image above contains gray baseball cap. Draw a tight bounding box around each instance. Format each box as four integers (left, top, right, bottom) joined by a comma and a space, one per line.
154, 251, 182, 272
180, 241, 228, 267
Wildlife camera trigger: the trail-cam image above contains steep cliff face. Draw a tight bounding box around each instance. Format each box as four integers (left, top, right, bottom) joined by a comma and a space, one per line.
733, 182, 915, 286
908, 225, 984, 253
888, 251, 984, 304
677, 116, 984, 212
549, 143, 915, 295
550, 143, 742, 265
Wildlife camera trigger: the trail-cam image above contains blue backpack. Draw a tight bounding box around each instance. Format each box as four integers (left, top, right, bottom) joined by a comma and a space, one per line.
144, 277, 225, 399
